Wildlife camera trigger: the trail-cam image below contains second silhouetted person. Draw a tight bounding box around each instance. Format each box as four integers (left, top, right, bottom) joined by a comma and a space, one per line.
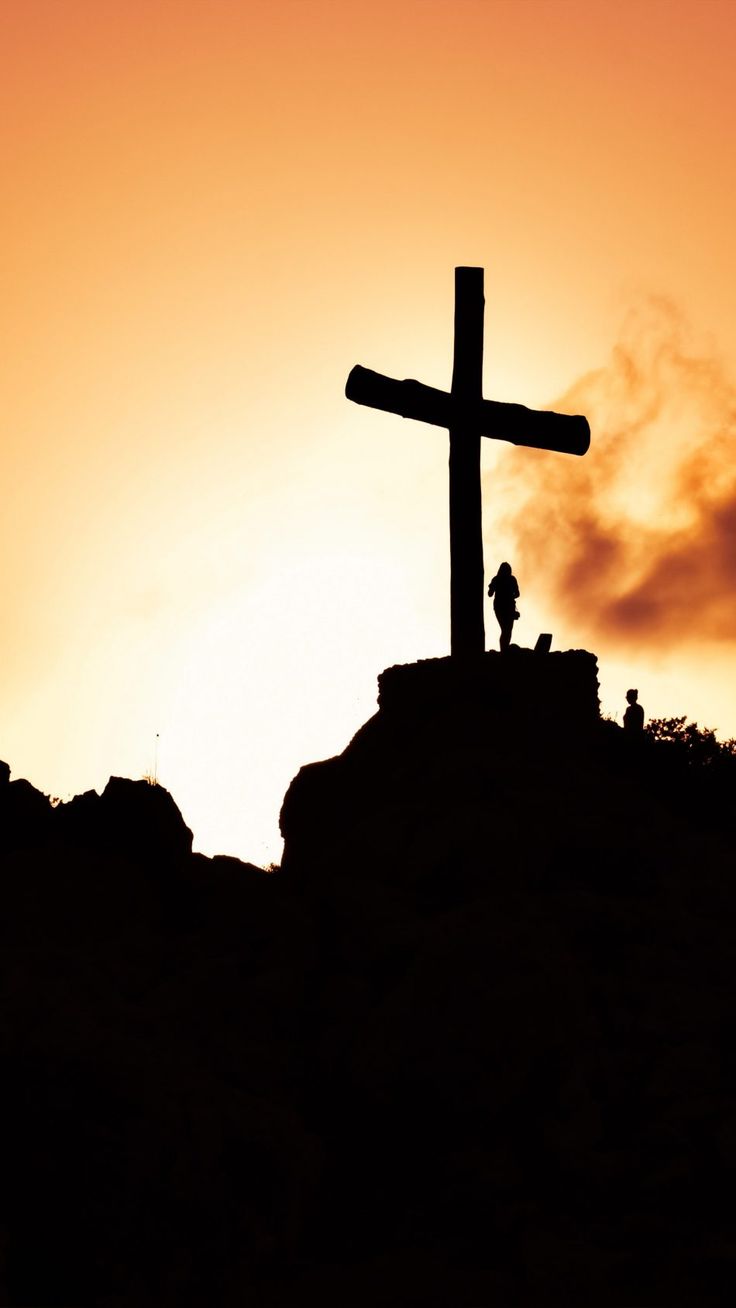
623, 688, 645, 732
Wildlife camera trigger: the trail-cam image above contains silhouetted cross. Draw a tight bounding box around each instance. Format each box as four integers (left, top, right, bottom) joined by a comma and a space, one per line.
346, 267, 590, 658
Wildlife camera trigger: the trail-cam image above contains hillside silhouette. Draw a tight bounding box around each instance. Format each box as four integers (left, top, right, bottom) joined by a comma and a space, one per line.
2, 649, 736, 1305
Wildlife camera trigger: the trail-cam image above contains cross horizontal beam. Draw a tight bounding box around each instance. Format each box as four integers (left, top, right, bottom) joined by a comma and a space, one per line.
346, 364, 590, 457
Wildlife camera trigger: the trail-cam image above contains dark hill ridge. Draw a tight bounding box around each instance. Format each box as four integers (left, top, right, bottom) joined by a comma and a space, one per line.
3, 651, 736, 1306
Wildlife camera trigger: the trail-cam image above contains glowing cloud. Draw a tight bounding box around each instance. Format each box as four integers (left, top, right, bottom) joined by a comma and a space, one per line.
495, 298, 736, 652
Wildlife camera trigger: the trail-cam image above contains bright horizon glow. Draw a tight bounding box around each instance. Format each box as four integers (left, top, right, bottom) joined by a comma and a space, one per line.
3, 0, 736, 863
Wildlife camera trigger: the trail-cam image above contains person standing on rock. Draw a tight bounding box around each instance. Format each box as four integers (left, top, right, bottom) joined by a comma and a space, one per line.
488, 562, 520, 653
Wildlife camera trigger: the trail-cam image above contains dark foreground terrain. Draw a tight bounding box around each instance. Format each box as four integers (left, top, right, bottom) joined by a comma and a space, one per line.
2, 650, 736, 1306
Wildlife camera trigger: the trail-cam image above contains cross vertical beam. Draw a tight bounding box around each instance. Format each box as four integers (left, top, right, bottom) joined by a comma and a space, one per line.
450, 266, 485, 658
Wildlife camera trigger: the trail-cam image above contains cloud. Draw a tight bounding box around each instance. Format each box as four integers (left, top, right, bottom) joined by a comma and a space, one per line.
492, 297, 736, 652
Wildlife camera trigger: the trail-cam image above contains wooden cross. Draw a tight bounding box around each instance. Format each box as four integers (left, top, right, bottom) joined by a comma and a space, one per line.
345, 267, 590, 658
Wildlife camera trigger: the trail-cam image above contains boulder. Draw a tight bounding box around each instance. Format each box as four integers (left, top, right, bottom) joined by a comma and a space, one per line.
56, 776, 193, 863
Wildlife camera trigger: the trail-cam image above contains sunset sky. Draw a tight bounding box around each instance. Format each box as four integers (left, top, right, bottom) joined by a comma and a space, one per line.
3, 0, 736, 863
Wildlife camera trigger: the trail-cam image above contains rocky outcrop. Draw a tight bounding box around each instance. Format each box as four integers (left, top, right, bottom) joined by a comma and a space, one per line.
273, 654, 736, 1305
3, 658, 736, 1305
55, 775, 194, 861
0, 762, 54, 849
0, 767, 309, 1306
280, 648, 602, 885
377, 645, 600, 721
0, 764, 194, 861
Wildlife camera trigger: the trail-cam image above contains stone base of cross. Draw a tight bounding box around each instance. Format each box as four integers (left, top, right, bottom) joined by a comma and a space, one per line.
346, 268, 590, 659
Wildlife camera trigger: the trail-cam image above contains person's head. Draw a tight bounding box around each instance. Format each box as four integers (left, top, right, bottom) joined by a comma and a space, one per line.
497, 561, 511, 577
626, 688, 638, 705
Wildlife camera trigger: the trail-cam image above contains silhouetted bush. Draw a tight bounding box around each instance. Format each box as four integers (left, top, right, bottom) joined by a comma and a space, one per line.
647, 714, 736, 765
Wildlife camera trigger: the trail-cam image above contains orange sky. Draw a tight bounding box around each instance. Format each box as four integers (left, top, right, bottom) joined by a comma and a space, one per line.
3, 0, 736, 862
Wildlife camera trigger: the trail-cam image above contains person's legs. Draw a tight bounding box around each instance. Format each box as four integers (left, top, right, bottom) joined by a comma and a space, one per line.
498, 613, 514, 652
